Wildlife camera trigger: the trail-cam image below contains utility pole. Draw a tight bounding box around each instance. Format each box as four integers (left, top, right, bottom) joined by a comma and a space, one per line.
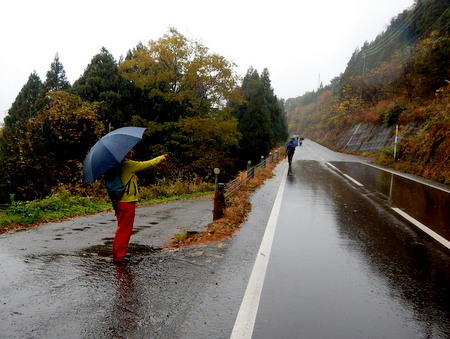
394, 125, 399, 160
360, 51, 367, 100
362, 51, 366, 76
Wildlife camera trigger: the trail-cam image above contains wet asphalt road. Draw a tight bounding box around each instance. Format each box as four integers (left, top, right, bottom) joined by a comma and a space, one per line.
0, 181, 279, 338
1, 139, 449, 338
251, 143, 450, 338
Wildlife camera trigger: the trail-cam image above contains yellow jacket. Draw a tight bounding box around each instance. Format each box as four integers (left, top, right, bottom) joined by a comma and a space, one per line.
119, 156, 164, 202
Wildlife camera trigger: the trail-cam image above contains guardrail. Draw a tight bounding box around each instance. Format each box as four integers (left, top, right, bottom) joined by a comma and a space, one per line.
213, 150, 282, 220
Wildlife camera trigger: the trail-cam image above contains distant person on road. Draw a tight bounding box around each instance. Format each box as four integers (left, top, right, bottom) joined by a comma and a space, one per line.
286, 140, 295, 166
113, 149, 168, 264
286, 137, 298, 148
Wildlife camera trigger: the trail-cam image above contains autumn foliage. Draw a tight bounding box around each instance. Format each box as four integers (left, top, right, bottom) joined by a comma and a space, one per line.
0, 28, 288, 203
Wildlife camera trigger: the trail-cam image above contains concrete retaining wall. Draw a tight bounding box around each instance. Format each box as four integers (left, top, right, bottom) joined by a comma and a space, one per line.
334, 122, 419, 152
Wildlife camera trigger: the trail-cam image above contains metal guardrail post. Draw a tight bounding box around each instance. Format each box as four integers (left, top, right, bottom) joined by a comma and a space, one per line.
214, 183, 226, 220
221, 148, 281, 202
247, 160, 254, 179
213, 168, 220, 220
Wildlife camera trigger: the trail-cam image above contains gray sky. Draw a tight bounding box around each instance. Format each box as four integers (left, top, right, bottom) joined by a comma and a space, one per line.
0, 0, 414, 124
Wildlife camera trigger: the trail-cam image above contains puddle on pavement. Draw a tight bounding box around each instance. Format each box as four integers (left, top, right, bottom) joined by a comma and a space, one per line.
82, 242, 162, 258
73, 227, 91, 231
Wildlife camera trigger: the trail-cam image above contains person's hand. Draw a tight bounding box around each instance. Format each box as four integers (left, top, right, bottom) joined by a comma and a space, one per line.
161, 154, 168, 160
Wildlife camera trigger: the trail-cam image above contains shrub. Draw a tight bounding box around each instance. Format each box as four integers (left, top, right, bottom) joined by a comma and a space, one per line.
140, 176, 214, 200
382, 104, 408, 127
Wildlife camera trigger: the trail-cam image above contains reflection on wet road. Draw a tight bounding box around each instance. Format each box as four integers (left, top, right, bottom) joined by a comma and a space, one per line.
252, 159, 450, 338
331, 161, 449, 240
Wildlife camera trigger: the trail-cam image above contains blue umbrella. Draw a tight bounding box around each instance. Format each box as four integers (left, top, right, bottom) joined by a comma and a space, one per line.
82, 127, 146, 183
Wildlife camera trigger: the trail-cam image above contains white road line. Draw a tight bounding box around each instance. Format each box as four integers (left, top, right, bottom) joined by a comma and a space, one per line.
392, 207, 450, 250
343, 173, 364, 187
326, 162, 363, 187
326, 162, 338, 170
230, 165, 288, 339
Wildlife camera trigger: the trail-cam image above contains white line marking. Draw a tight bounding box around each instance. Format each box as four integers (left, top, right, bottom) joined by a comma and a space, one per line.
230, 165, 288, 339
326, 162, 363, 187
343, 173, 363, 187
326, 162, 338, 170
392, 207, 450, 250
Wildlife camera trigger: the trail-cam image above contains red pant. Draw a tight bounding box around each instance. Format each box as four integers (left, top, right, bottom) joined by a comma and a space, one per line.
113, 202, 136, 261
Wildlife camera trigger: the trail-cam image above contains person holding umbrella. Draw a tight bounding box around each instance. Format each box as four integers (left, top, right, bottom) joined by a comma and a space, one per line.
113, 149, 167, 264
83, 127, 167, 264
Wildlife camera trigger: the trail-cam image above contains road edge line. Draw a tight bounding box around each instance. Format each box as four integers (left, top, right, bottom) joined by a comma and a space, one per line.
391, 207, 450, 250
343, 173, 364, 187
326, 162, 363, 187
230, 164, 288, 339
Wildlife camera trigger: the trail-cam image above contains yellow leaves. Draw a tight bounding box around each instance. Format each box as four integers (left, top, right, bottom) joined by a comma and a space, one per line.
118, 28, 238, 114
178, 116, 240, 148
339, 100, 351, 112
217, 242, 226, 248
26, 91, 103, 141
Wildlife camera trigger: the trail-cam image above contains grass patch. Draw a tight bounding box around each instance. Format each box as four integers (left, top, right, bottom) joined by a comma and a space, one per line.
172, 231, 188, 242
0, 187, 214, 234
140, 176, 214, 200
141, 191, 213, 205
0, 193, 111, 233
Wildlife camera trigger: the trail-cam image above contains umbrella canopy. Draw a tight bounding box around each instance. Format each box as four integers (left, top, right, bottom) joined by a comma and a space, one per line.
82, 127, 146, 183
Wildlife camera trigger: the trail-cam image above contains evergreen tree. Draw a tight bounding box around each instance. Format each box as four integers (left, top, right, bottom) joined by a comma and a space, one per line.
4, 71, 45, 133
231, 67, 273, 164
72, 47, 133, 127
261, 68, 288, 143
1, 72, 45, 203
72, 47, 119, 102
44, 53, 70, 91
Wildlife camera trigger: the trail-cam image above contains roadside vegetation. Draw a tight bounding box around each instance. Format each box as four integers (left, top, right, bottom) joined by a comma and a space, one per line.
0, 28, 288, 228
168, 153, 284, 248
0, 193, 110, 232
0, 179, 215, 233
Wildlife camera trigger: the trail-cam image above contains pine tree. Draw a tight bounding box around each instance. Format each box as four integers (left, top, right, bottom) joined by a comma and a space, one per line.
72, 47, 130, 126
261, 68, 288, 144
44, 53, 70, 91
72, 48, 118, 101
4, 71, 45, 133
232, 67, 272, 164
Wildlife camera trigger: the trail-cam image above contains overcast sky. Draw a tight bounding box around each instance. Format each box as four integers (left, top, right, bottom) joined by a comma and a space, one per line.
0, 0, 415, 124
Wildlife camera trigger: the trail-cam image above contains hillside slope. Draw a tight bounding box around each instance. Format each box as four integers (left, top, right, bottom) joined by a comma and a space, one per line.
286, 0, 449, 184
